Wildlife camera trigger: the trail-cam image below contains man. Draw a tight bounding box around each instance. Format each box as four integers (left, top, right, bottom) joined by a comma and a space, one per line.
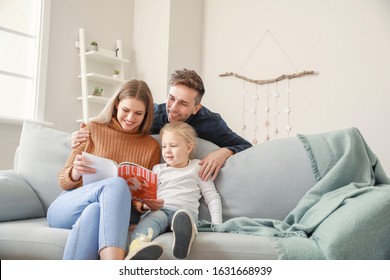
72, 69, 252, 180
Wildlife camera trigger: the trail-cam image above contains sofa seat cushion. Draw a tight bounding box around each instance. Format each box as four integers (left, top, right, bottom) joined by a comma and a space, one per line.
155, 232, 278, 260
0, 170, 45, 221
0, 218, 69, 260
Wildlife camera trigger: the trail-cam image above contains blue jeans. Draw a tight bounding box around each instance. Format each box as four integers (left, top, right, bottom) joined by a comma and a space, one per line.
47, 177, 131, 260
130, 208, 178, 242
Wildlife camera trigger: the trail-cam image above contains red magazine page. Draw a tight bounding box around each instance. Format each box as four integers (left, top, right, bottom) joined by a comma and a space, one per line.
118, 163, 157, 201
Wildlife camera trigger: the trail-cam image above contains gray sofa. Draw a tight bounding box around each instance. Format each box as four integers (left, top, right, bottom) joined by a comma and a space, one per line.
1, 121, 389, 260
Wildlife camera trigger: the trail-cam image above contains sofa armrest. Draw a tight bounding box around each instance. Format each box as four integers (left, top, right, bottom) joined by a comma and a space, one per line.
0, 170, 45, 222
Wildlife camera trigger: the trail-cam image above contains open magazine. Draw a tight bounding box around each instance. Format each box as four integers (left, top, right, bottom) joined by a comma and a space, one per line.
82, 152, 157, 202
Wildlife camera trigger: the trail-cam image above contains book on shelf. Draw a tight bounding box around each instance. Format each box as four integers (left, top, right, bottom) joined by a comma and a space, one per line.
81, 152, 157, 202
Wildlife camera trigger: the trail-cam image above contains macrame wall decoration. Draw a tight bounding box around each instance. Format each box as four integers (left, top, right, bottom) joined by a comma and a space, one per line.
220, 30, 316, 144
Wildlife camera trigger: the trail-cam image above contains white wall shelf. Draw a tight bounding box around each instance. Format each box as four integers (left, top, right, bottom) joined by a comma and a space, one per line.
76, 28, 129, 122
78, 73, 126, 85
84, 50, 129, 64
77, 95, 109, 104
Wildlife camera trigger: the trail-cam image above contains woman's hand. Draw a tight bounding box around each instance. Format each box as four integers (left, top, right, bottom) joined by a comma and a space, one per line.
71, 154, 95, 181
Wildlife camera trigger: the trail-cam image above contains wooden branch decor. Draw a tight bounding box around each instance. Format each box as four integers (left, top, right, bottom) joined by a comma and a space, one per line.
219, 70, 316, 85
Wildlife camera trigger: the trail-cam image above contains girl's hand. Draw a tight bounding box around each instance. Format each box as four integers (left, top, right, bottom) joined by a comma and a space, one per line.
143, 198, 164, 211
133, 200, 146, 213
71, 154, 95, 181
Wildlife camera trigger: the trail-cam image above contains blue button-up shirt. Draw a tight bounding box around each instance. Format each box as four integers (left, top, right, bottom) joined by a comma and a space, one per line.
151, 103, 252, 154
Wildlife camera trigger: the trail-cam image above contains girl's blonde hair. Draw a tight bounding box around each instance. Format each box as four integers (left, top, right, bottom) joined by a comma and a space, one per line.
91, 79, 154, 135
160, 122, 197, 159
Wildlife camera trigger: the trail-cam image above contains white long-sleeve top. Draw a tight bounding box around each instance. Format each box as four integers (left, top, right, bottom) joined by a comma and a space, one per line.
152, 159, 223, 224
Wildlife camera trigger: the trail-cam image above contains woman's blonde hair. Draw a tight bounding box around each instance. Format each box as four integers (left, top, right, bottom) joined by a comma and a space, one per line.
160, 121, 197, 159
91, 79, 154, 135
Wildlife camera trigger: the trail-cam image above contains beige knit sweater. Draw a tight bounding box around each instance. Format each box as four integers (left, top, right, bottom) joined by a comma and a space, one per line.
58, 118, 161, 190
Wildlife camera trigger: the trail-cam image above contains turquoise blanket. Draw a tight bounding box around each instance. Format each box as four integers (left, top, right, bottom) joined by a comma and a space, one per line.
198, 128, 390, 259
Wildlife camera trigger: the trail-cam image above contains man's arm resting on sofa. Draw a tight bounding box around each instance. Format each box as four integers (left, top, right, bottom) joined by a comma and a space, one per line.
0, 170, 45, 222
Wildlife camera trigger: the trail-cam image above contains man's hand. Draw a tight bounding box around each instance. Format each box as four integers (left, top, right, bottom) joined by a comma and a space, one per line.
198, 148, 233, 181
71, 122, 90, 149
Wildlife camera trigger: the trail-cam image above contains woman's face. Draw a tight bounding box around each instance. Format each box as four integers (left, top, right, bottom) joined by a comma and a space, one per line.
116, 97, 146, 131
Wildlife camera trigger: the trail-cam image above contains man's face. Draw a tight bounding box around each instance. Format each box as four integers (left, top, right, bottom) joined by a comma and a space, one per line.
166, 84, 202, 122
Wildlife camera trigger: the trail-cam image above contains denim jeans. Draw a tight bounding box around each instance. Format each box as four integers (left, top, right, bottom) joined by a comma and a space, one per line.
47, 177, 131, 260
130, 208, 177, 242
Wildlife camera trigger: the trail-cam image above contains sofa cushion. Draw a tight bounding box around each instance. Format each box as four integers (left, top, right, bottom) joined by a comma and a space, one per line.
0, 217, 69, 260
16, 121, 71, 213
0, 170, 45, 221
155, 232, 278, 260
200, 137, 316, 222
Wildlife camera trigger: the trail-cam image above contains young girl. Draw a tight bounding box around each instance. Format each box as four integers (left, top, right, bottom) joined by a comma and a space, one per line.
47, 80, 162, 260
127, 121, 223, 260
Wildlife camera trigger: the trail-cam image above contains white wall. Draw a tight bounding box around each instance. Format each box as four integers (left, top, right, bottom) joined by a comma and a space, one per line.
167, 0, 204, 91
131, 0, 170, 103
0, 123, 21, 169
200, 0, 390, 172
131, 0, 203, 103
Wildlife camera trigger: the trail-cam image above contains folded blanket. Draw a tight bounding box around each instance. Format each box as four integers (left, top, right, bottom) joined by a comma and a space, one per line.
198, 127, 390, 259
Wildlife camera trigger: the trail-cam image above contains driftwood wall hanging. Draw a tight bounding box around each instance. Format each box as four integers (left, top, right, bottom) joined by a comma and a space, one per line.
219, 30, 316, 144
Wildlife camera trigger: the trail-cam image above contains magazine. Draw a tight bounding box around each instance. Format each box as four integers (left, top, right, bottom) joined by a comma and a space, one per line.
81, 152, 157, 202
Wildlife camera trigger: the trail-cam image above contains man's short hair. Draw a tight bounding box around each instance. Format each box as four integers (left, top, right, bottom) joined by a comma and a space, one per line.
169, 69, 205, 104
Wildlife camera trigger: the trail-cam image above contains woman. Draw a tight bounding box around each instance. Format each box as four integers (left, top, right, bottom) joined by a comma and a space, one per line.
47, 80, 161, 260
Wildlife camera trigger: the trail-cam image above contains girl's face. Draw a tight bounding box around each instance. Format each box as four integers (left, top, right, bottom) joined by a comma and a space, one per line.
116, 97, 146, 131
161, 131, 194, 168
